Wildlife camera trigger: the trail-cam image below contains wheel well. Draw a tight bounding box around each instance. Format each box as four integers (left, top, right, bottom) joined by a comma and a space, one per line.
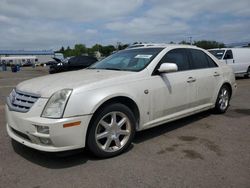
90, 96, 140, 127
222, 82, 232, 98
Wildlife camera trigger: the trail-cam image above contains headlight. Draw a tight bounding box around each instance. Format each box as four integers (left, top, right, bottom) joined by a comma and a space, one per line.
41, 89, 72, 118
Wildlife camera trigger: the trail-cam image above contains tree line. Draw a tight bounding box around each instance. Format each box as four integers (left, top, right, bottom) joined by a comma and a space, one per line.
57, 40, 225, 57
178, 40, 225, 49
56, 43, 128, 58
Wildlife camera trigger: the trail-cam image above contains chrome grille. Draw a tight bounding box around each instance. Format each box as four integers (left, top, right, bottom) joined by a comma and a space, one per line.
7, 89, 40, 113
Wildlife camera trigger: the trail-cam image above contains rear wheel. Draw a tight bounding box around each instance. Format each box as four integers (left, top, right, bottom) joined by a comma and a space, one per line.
244, 66, 250, 78
87, 103, 136, 158
214, 85, 231, 114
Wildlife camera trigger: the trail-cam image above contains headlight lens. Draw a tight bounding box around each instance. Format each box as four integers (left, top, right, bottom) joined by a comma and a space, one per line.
41, 89, 72, 118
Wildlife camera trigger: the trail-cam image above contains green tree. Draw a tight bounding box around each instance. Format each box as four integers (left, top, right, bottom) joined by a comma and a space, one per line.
74, 44, 87, 56
59, 46, 65, 53
92, 44, 102, 52
179, 40, 190, 45
54, 46, 65, 53
64, 46, 74, 57
117, 43, 129, 50
100, 45, 116, 56
90, 44, 116, 56
194, 40, 225, 49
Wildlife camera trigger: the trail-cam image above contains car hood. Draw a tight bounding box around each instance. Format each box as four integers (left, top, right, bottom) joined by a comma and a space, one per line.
16, 69, 135, 97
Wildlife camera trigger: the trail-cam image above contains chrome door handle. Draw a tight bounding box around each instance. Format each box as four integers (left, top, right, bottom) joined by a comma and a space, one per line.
187, 77, 196, 83
214, 72, 220, 77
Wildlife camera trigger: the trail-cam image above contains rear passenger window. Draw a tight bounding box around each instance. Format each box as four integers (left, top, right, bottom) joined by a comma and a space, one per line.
206, 56, 218, 68
189, 49, 209, 69
160, 49, 189, 71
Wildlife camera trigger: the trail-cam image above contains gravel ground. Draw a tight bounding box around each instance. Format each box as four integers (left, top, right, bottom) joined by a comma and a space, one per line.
0, 67, 249, 188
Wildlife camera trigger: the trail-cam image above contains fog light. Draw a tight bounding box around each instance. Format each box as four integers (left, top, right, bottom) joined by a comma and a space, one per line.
36, 125, 49, 134
39, 138, 52, 145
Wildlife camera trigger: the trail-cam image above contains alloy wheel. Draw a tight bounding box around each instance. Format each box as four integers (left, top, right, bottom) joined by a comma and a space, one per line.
218, 88, 229, 111
95, 111, 131, 152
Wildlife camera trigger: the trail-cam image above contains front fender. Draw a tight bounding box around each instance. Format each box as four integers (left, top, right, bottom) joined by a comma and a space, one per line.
63, 83, 150, 126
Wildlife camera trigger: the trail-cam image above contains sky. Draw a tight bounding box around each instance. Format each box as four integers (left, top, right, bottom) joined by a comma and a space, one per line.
0, 0, 250, 50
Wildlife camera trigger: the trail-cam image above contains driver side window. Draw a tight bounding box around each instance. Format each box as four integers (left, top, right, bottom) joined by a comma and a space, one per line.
160, 49, 190, 71
223, 50, 233, 60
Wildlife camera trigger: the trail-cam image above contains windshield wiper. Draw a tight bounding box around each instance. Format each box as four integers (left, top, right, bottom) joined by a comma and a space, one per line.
101, 67, 124, 71
87, 67, 123, 71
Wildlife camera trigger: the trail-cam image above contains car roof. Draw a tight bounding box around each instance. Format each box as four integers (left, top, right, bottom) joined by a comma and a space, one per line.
127, 43, 200, 50
68, 55, 97, 65
208, 48, 228, 50
209, 48, 250, 50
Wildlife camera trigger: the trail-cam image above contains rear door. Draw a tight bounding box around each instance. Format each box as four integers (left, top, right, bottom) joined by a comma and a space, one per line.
188, 49, 222, 108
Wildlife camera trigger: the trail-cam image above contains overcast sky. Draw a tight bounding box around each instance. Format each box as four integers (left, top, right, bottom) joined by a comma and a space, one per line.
0, 0, 250, 50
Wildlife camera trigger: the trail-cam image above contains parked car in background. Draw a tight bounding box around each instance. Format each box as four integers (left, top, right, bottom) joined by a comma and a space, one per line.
49, 55, 97, 74
22, 60, 33, 67
44, 60, 56, 66
5, 44, 236, 158
127, 43, 166, 49
208, 48, 250, 77
43, 57, 62, 66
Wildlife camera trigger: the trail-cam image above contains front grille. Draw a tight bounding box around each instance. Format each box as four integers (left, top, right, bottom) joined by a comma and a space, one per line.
11, 127, 31, 141
7, 89, 40, 113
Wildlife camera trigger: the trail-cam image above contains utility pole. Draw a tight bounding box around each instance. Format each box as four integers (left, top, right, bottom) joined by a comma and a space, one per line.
189, 37, 192, 45
117, 42, 121, 50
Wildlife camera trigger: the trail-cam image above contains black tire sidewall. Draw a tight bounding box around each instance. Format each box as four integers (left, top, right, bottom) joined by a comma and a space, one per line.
87, 103, 136, 158
245, 66, 250, 78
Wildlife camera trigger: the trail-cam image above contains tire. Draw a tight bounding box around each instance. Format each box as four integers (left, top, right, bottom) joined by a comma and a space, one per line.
214, 85, 231, 114
244, 67, 250, 78
87, 103, 136, 158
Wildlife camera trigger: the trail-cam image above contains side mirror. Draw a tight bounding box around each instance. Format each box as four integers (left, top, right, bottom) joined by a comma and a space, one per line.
158, 63, 178, 73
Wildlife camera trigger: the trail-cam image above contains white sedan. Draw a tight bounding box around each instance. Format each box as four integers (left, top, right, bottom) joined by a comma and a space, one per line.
5, 44, 237, 158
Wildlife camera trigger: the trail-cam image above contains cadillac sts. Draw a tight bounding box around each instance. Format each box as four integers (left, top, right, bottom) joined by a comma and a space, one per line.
5, 44, 237, 157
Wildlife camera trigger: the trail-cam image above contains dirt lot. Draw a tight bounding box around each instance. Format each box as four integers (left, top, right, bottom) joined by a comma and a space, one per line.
0, 67, 250, 188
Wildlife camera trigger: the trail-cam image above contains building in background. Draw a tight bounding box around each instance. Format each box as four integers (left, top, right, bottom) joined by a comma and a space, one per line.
0, 56, 37, 66
0, 50, 56, 65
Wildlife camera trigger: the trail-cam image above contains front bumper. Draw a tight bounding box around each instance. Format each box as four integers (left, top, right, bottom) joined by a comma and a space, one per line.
5, 105, 92, 152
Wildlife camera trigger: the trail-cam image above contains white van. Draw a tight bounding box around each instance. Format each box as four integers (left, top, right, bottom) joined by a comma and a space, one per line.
208, 48, 250, 77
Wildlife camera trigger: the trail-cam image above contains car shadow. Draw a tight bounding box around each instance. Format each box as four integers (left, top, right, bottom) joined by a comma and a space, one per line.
134, 110, 211, 144
11, 139, 91, 168
11, 111, 211, 169
235, 76, 249, 80
11, 139, 134, 169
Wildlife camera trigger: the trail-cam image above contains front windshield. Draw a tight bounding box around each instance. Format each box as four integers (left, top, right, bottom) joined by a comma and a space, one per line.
89, 48, 163, 72
209, 50, 225, 59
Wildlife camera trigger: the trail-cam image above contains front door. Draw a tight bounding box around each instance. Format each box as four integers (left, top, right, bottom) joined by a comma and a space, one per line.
146, 48, 196, 127
224, 50, 238, 73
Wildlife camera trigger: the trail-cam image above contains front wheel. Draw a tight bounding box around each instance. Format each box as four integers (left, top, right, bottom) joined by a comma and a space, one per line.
87, 103, 136, 158
214, 85, 231, 114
